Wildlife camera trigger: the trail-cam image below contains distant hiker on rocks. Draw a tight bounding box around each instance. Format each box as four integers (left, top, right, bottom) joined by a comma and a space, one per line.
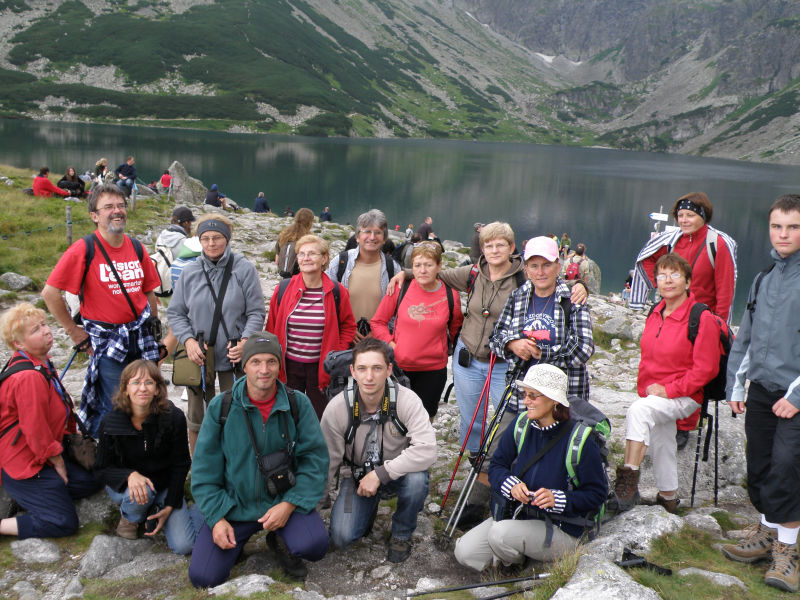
320, 206, 332, 222
284, 205, 295, 217
454, 364, 606, 570
275, 208, 314, 278
564, 243, 601, 294
189, 333, 329, 586
0, 303, 101, 540
115, 156, 137, 198
326, 209, 402, 342
417, 216, 434, 240
41, 184, 161, 436
560, 232, 571, 259
611, 254, 722, 515
33, 166, 70, 198
204, 184, 228, 211
470, 222, 484, 264
321, 337, 436, 564
94, 157, 109, 185
253, 192, 270, 213
157, 170, 172, 194
721, 194, 800, 592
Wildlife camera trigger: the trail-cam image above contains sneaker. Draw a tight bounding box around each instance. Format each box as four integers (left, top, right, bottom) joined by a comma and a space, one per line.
116, 517, 139, 540
721, 523, 776, 563
655, 493, 680, 514
765, 540, 800, 592
266, 532, 307, 579
386, 537, 412, 563
676, 430, 690, 450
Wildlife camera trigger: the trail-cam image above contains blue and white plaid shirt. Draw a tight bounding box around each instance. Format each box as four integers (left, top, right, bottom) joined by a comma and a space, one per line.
78, 305, 159, 431
489, 279, 594, 410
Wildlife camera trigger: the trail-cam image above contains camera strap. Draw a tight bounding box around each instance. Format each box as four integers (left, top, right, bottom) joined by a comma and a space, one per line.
241, 391, 294, 467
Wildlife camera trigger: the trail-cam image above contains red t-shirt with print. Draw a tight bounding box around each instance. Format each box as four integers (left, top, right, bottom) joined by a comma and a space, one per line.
47, 234, 159, 324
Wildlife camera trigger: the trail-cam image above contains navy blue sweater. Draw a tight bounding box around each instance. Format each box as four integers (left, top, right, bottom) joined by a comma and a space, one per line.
488, 417, 607, 538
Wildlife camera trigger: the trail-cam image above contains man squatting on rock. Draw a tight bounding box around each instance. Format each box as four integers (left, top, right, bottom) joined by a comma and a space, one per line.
320, 337, 436, 563
721, 194, 800, 592
41, 184, 161, 436
189, 333, 329, 586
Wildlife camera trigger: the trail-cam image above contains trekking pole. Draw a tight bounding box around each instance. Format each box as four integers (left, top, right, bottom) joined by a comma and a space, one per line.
690, 399, 707, 507
228, 338, 241, 383
405, 573, 549, 598
197, 331, 207, 404
60, 338, 91, 380
714, 399, 719, 506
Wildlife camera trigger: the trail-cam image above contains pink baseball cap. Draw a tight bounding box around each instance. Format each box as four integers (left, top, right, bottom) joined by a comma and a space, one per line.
524, 236, 559, 262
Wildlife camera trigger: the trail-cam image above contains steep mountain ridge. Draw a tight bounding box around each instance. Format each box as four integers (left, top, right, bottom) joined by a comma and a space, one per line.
0, 0, 798, 164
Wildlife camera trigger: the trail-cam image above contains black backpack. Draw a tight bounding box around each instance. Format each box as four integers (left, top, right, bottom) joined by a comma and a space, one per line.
276, 241, 300, 279
323, 348, 411, 401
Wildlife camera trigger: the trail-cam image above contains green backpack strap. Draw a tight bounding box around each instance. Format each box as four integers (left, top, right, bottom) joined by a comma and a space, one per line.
512, 412, 529, 455
565, 422, 592, 490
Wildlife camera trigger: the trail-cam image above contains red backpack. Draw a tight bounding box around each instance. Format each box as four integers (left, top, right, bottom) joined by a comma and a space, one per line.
565, 259, 582, 280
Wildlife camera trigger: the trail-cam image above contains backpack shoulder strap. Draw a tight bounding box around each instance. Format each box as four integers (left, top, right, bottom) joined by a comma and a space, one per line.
565, 422, 593, 490
386, 258, 395, 279
336, 250, 348, 282
559, 296, 572, 331
332, 281, 341, 323
218, 390, 234, 440
445, 284, 454, 331
79, 234, 96, 305
343, 380, 359, 445
287, 387, 299, 426
705, 230, 718, 269
514, 270, 526, 288
392, 279, 413, 323
276, 277, 291, 307
513, 413, 529, 454
387, 376, 407, 436
747, 264, 775, 315
687, 302, 709, 344
0, 357, 51, 442
130, 236, 144, 262
466, 264, 480, 294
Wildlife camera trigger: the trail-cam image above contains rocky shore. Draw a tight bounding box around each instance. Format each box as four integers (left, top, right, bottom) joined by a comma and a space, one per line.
0, 200, 754, 599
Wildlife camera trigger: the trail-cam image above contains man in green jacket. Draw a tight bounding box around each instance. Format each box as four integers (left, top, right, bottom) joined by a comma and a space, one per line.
189, 333, 329, 586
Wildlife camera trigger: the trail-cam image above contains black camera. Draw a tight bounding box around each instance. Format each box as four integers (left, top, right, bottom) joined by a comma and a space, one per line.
457, 346, 471, 368
352, 460, 380, 484
357, 317, 371, 338
145, 315, 163, 342
257, 448, 297, 496
144, 503, 162, 533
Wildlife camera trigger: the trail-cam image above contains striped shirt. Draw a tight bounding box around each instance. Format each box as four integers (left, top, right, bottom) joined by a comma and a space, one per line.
286, 287, 325, 362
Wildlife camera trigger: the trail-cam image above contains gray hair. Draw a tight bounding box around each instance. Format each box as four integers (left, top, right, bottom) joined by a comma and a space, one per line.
88, 184, 126, 213
356, 209, 388, 239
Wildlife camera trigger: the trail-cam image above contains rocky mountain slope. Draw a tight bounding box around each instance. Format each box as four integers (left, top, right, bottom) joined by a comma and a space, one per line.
0, 0, 798, 164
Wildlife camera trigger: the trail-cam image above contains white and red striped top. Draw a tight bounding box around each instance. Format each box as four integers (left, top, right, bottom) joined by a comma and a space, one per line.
285, 287, 325, 362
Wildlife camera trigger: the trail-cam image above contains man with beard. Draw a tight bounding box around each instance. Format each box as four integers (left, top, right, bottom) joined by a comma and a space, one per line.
42, 184, 161, 435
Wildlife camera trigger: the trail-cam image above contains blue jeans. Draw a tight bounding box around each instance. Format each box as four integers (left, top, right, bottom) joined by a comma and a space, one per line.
106, 486, 203, 555
189, 511, 328, 588
116, 178, 134, 196
88, 354, 128, 437
452, 339, 509, 453
329, 470, 429, 548
2, 459, 100, 539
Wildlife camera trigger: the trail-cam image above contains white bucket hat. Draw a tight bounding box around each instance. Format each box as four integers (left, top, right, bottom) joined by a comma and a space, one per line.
515, 363, 569, 407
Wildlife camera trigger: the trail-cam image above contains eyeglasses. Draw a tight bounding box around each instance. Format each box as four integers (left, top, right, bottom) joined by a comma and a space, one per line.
95, 203, 127, 212
656, 272, 682, 282
523, 391, 548, 400
359, 228, 384, 237
199, 235, 227, 244
483, 242, 509, 251
297, 251, 322, 259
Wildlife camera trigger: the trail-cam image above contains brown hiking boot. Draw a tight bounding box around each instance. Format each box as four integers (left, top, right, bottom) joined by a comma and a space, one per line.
116, 517, 139, 540
764, 540, 800, 592
721, 523, 776, 563
609, 465, 640, 513
656, 493, 680, 514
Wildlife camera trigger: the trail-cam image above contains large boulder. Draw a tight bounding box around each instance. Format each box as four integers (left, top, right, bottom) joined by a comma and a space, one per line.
552, 554, 660, 600
167, 160, 207, 205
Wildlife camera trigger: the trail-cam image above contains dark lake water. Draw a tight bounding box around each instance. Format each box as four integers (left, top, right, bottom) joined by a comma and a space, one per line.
2, 119, 800, 322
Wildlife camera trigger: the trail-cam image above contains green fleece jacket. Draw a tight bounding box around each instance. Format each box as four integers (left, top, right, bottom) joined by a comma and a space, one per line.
191, 377, 329, 528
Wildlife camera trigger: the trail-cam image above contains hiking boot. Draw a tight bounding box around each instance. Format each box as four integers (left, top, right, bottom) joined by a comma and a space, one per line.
656, 493, 680, 514
116, 517, 139, 540
764, 541, 800, 592
386, 537, 412, 563
721, 523, 776, 563
676, 429, 690, 450
609, 466, 640, 513
266, 532, 307, 579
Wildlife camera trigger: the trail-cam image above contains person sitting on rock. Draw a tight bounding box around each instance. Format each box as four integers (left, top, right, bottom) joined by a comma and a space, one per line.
157, 170, 172, 194
188, 333, 329, 586
33, 166, 70, 198
611, 253, 722, 514
454, 364, 606, 570
57, 166, 86, 198
204, 184, 228, 211
253, 192, 270, 213
115, 156, 137, 198
320, 337, 436, 563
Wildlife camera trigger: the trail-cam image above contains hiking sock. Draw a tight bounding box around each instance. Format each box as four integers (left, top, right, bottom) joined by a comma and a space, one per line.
762, 515, 779, 529
623, 464, 639, 470
778, 525, 800, 545
658, 492, 676, 500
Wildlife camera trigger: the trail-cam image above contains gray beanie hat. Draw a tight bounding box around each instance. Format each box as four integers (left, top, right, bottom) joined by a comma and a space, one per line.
241, 331, 282, 367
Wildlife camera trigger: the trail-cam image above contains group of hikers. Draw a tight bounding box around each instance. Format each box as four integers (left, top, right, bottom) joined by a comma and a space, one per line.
2, 181, 800, 593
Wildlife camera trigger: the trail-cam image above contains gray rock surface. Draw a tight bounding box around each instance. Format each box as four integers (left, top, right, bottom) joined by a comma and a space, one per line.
584, 505, 683, 560
12, 580, 39, 600
61, 577, 84, 600
167, 160, 207, 206
209, 574, 275, 596
0, 272, 34, 291
551, 554, 660, 600
103, 551, 186, 580
678, 567, 746, 589
78, 535, 153, 578
10, 539, 60, 563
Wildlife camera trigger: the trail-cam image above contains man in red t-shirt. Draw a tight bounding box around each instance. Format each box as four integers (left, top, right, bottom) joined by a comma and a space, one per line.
41, 184, 161, 434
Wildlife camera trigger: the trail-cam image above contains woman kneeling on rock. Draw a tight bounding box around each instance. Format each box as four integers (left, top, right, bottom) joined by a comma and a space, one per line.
454, 364, 606, 570
0, 302, 100, 539
95, 360, 203, 553
612, 253, 722, 513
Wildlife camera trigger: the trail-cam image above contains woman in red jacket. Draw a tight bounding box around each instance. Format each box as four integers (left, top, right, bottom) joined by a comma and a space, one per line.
0, 303, 100, 539
371, 242, 463, 419
32, 166, 71, 198
266, 234, 356, 419
612, 254, 722, 514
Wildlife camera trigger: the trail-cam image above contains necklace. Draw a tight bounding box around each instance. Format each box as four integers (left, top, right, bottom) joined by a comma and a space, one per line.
532, 292, 555, 314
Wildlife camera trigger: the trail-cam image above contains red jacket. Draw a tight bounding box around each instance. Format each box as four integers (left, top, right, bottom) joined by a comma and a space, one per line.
265, 273, 356, 390
641, 224, 735, 321
0, 353, 76, 480
637, 294, 722, 405
33, 175, 70, 197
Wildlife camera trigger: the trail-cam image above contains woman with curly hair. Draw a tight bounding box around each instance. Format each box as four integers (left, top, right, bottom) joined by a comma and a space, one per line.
275, 208, 315, 278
